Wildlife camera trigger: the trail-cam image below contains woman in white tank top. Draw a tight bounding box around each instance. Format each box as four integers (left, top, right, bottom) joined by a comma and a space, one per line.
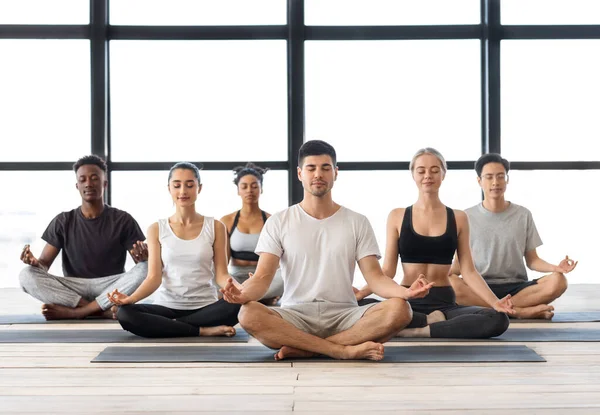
107, 162, 241, 338
220, 163, 284, 305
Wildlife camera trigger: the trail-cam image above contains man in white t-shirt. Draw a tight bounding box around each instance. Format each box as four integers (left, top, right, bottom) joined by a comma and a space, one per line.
221, 140, 433, 361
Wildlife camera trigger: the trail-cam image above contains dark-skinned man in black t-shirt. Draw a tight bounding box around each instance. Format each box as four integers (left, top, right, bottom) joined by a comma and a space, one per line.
19, 155, 148, 320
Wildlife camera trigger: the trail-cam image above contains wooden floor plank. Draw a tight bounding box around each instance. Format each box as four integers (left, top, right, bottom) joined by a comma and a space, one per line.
0, 395, 293, 413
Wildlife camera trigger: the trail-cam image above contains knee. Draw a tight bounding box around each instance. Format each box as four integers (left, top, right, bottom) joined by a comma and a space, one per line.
116, 305, 134, 324
383, 297, 413, 331
19, 266, 39, 293
486, 310, 510, 338
548, 273, 568, 298
238, 301, 265, 333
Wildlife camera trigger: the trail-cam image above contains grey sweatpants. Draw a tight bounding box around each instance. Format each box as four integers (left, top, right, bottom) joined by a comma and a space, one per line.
19, 262, 148, 311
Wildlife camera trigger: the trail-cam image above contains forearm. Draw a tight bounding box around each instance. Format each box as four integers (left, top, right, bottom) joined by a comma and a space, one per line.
127, 276, 162, 304
367, 274, 409, 300
462, 272, 499, 306
528, 257, 559, 273
239, 275, 271, 301
36, 261, 50, 272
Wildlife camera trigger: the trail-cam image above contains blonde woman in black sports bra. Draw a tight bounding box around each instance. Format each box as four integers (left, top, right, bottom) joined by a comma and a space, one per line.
357, 148, 515, 339
220, 163, 284, 305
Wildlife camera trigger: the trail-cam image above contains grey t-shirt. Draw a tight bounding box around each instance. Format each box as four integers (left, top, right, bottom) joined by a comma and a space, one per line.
465, 202, 542, 284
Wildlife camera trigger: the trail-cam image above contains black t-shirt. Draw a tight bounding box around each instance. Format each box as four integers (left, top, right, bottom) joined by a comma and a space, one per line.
42, 205, 145, 279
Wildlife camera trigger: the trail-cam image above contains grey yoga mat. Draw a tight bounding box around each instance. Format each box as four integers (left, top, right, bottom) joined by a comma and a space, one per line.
91, 344, 545, 363
0, 329, 249, 343
509, 311, 600, 323
0, 314, 118, 325
3, 311, 599, 325
390, 327, 600, 342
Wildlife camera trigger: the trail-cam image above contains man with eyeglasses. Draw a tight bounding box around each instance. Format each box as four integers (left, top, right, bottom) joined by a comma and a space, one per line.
449, 153, 576, 319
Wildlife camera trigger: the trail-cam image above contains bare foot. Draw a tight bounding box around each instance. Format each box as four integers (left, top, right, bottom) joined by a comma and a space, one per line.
515, 304, 555, 320
199, 325, 236, 337
396, 326, 431, 338
341, 341, 385, 361
109, 305, 119, 320
41, 303, 80, 320
427, 310, 446, 324
274, 346, 316, 361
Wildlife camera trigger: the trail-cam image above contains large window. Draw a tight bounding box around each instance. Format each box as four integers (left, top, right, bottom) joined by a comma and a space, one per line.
305, 40, 481, 161
305, 0, 480, 25
0, 172, 81, 288
1, 1, 598, 289
502, 40, 600, 161
0, 40, 91, 161
502, 0, 600, 25
0, 0, 89, 24
110, 0, 286, 25
110, 40, 288, 162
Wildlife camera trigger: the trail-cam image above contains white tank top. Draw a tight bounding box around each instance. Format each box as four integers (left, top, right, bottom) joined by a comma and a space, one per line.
153, 217, 218, 310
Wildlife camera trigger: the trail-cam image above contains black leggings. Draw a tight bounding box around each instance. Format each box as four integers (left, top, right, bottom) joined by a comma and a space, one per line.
117, 299, 241, 338
407, 286, 509, 339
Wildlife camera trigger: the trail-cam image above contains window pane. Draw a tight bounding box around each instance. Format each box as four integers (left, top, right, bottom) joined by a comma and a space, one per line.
0, 0, 89, 24
0, 40, 91, 162
0, 171, 82, 288
507, 170, 596, 284
111, 169, 289, 241
502, 0, 600, 25
502, 40, 600, 161
306, 40, 481, 162
110, 41, 287, 162
110, 0, 285, 25
334, 169, 481, 286
306, 0, 480, 25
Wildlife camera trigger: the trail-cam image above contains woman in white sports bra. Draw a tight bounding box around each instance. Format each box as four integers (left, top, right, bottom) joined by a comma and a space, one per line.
107, 162, 241, 338
220, 163, 284, 305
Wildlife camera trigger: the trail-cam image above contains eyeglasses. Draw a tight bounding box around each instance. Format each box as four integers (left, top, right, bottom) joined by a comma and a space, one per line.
481, 173, 507, 181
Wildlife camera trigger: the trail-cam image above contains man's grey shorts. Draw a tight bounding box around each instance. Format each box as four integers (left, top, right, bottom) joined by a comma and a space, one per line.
272, 301, 378, 338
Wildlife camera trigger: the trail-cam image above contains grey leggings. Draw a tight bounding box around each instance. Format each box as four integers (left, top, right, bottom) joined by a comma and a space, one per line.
407, 286, 510, 339
229, 265, 284, 300
19, 262, 147, 310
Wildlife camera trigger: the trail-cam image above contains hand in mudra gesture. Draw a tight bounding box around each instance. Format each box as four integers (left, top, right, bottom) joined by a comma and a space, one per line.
107, 289, 132, 305
493, 294, 515, 315
20, 244, 40, 267
220, 278, 251, 305
405, 274, 434, 299
557, 255, 578, 274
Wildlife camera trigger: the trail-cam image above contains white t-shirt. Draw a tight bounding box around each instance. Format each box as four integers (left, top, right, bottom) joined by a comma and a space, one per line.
255, 204, 381, 307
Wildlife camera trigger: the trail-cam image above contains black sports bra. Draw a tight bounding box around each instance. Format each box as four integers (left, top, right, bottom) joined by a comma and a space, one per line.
397, 205, 458, 265
228, 210, 267, 261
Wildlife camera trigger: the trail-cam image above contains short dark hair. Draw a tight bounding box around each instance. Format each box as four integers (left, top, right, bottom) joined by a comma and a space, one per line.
475, 153, 510, 177
168, 162, 202, 184
233, 162, 268, 186
73, 155, 107, 174
298, 140, 337, 167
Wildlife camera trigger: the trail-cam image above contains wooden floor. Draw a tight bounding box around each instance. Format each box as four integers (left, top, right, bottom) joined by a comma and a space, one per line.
2, 286, 600, 414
